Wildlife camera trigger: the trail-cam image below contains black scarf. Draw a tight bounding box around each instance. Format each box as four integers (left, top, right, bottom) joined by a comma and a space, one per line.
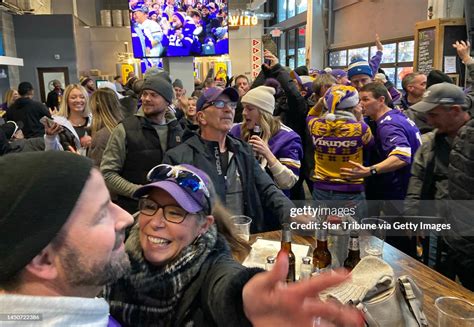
107, 223, 218, 326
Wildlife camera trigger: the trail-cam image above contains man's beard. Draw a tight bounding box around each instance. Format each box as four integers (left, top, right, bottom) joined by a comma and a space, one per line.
59, 234, 131, 287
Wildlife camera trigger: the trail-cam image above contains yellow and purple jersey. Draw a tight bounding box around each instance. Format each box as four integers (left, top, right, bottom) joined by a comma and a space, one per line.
307, 116, 373, 192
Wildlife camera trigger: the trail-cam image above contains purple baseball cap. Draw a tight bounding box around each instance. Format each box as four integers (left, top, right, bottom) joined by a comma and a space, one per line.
196, 87, 239, 112
133, 164, 214, 214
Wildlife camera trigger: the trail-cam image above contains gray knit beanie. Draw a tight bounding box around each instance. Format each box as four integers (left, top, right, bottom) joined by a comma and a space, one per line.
0, 152, 93, 281
142, 76, 174, 104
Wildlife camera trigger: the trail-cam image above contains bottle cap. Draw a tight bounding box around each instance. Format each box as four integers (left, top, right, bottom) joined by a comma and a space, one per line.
302, 256, 311, 264
266, 255, 276, 264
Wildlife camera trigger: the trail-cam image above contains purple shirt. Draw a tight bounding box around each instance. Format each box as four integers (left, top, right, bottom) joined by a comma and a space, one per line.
375, 109, 422, 199
229, 123, 303, 178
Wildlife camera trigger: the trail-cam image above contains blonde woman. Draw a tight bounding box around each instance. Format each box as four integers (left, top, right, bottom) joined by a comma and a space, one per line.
44, 84, 92, 155
88, 88, 124, 166
229, 86, 303, 195
1, 89, 19, 112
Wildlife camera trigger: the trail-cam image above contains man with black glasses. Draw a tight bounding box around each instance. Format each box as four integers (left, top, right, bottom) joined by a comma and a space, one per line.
164, 87, 294, 233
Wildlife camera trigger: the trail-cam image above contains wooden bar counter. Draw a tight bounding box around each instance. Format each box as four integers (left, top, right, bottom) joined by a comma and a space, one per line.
251, 231, 474, 325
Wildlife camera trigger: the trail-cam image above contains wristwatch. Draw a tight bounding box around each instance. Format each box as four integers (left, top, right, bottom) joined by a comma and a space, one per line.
370, 166, 378, 176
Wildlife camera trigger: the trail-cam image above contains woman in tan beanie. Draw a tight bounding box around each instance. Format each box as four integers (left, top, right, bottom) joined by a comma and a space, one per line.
230, 86, 303, 196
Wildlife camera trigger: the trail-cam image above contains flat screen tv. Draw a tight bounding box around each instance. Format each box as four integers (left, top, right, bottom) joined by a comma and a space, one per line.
129, 0, 229, 62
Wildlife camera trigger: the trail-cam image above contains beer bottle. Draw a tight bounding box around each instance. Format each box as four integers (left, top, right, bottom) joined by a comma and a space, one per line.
280, 224, 296, 282
343, 231, 361, 271
313, 228, 331, 273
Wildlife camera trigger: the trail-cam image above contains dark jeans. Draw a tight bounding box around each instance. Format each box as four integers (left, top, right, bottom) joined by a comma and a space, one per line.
312, 188, 367, 220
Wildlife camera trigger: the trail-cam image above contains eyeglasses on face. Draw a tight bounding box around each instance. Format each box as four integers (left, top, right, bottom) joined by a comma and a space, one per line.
139, 197, 190, 223
146, 164, 211, 215
202, 100, 237, 111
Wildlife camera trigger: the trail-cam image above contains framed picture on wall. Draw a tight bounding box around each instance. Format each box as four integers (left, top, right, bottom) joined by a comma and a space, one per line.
447, 74, 460, 86
37, 67, 70, 103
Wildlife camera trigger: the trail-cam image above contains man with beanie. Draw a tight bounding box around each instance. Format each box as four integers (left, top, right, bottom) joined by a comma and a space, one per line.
5, 81, 51, 139
164, 86, 295, 233
101, 76, 183, 213
0, 152, 134, 326
0, 153, 364, 326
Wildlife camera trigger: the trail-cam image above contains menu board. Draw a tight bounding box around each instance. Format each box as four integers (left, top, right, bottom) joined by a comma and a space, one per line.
417, 28, 435, 75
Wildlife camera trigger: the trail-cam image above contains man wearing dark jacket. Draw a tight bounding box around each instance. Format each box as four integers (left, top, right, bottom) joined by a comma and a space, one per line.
163, 87, 294, 233
404, 41, 474, 288
46, 80, 64, 112
6, 81, 51, 138
101, 76, 184, 213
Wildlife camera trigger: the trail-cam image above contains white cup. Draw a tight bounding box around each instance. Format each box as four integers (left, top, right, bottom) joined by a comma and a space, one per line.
435, 296, 474, 327
360, 218, 387, 258
230, 215, 252, 242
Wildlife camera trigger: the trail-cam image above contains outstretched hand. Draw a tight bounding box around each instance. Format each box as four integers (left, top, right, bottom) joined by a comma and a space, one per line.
242, 251, 364, 327
452, 40, 471, 62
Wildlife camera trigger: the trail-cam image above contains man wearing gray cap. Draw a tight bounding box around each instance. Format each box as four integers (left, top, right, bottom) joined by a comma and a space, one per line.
101, 76, 183, 213
405, 82, 472, 277
406, 82, 471, 210
404, 41, 474, 286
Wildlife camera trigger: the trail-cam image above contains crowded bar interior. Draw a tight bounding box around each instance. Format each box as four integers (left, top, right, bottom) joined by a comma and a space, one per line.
0, 0, 473, 326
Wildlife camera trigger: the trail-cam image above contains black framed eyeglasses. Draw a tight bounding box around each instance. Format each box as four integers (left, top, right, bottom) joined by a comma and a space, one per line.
201, 100, 237, 111
146, 164, 211, 215
139, 197, 190, 223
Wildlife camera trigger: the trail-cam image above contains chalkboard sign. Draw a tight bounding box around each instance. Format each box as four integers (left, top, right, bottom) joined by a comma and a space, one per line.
417, 28, 435, 75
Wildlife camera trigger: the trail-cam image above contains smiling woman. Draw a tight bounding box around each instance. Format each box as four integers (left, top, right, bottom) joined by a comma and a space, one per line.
43, 84, 93, 156
103, 164, 364, 327
103, 163, 258, 326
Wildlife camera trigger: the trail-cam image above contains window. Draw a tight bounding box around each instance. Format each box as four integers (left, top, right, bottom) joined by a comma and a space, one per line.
370, 43, 396, 63
329, 50, 347, 67
296, 0, 307, 14
348, 47, 369, 62
277, 0, 306, 22
278, 0, 287, 22
329, 38, 415, 89
277, 25, 307, 69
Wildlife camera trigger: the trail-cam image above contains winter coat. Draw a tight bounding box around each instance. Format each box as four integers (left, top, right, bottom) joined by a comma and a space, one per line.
163, 130, 294, 233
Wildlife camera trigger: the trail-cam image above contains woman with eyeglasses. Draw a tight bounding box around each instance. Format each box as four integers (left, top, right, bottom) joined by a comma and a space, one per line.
104, 164, 363, 327
229, 85, 303, 196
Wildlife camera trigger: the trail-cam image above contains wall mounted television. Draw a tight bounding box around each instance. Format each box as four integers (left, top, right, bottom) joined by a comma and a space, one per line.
129, 0, 229, 62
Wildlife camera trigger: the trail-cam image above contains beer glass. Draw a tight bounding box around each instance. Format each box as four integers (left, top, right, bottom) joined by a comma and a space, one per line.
435, 296, 474, 327
230, 215, 252, 241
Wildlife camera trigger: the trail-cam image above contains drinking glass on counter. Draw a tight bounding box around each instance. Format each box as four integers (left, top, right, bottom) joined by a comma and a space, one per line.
230, 215, 252, 241
360, 218, 387, 258
435, 296, 474, 327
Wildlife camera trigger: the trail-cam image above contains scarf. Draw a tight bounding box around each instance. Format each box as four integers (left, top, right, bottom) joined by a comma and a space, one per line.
108, 223, 218, 326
